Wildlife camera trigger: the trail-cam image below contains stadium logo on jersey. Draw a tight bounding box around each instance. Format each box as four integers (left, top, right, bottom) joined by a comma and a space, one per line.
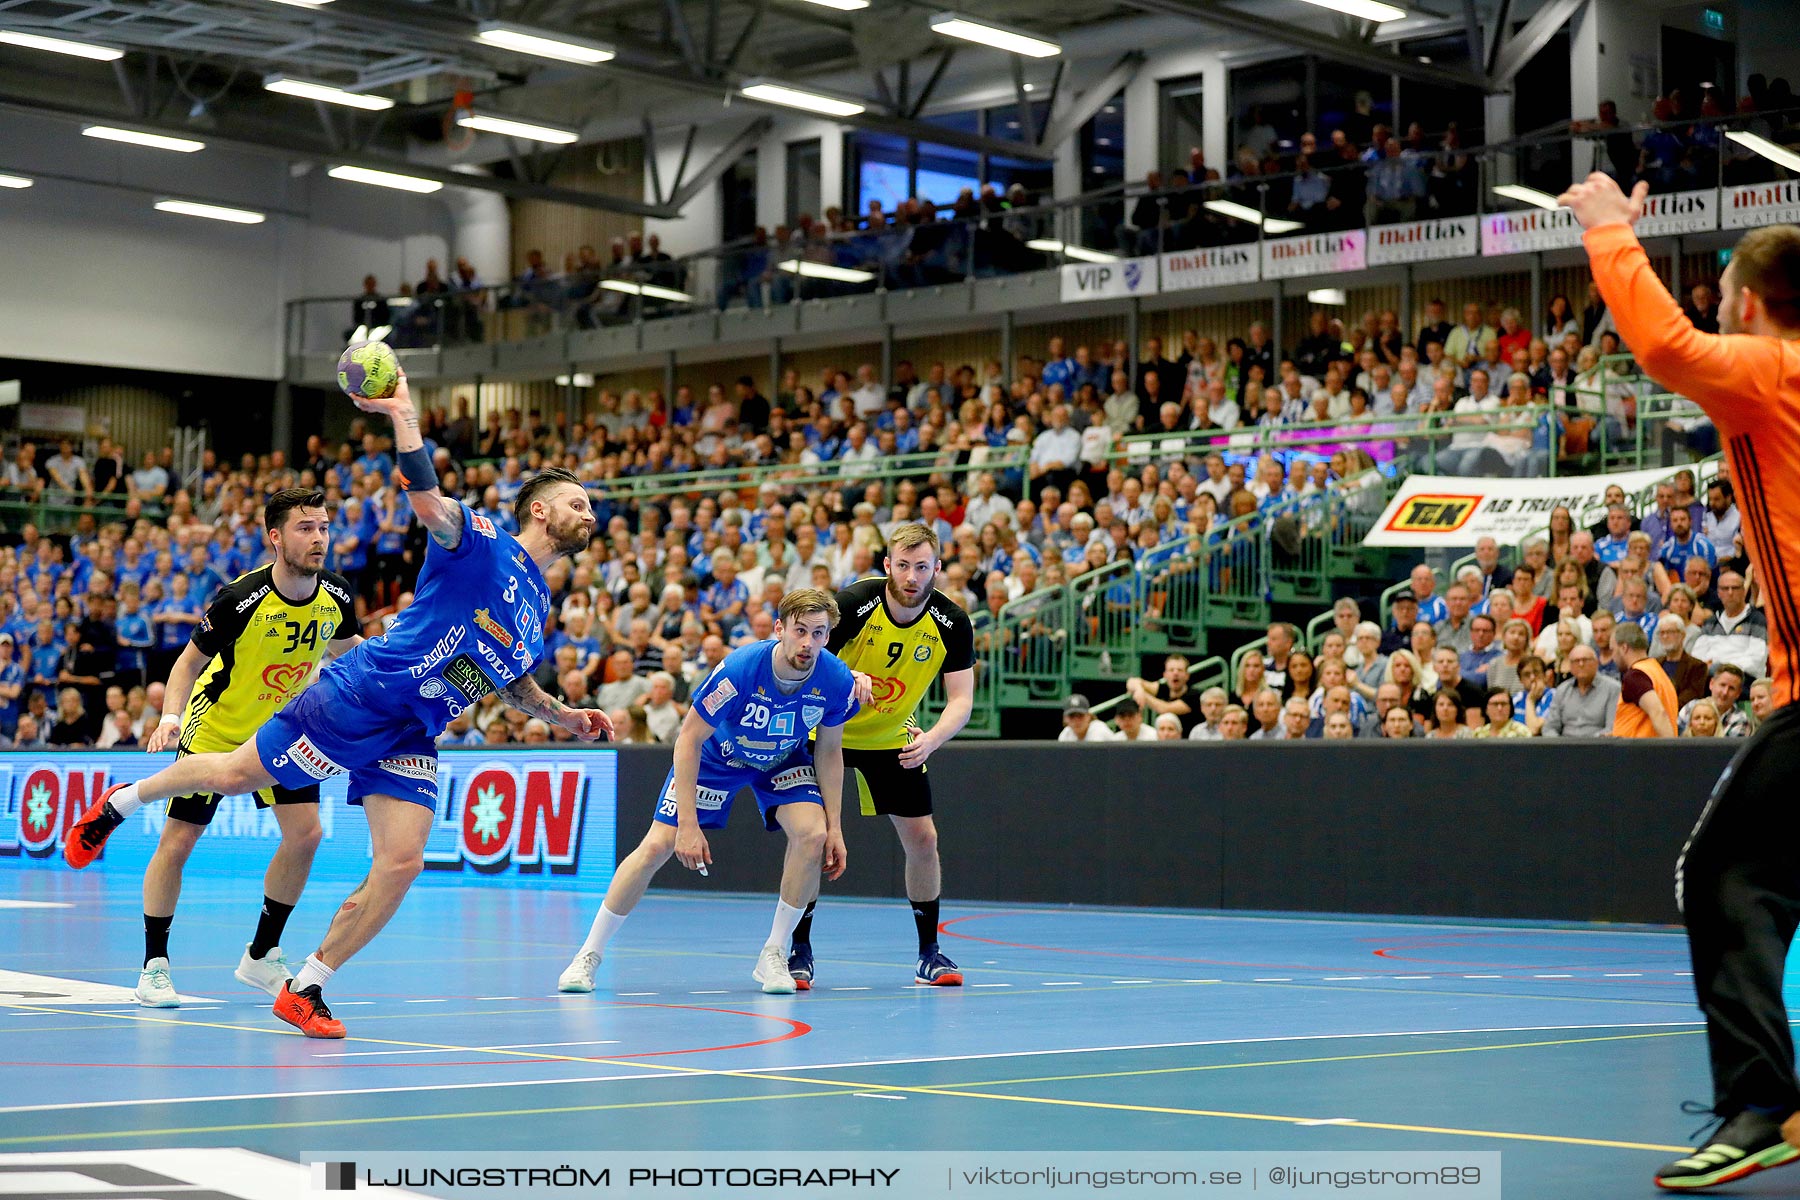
286, 735, 344, 780
377, 755, 437, 783
470, 513, 497, 539
931, 607, 955, 630
1382, 494, 1483, 535
235, 585, 270, 614
856, 596, 881, 619
914, 644, 933, 662
322, 579, 352, 605
443, 654, 496, 702
769, 765, 817, 791
802, 706, 825, 728
473, 608, 513, 648
260, 661, 313, 698
701, 677, 737, 715
409, 627, 466, 678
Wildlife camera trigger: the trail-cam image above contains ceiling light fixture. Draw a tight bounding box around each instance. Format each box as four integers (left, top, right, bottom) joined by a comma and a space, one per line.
155, 199, 265, 224
927, 13, 1061, 57
475, 22, 615, 65
1204, 198, 1303, 234
1026, 239, 1117, 264
456, 114, 579, 144
0, 173, 32, 189
327, 164, 443, 193
83, 125, 204, 152
1491, 183, 1560, 210
599, 279, 694, 303
777, 260, 875, 283
1290, 0, 1407, 22
0, 28, 123, 60
264, 75, 395, 110
739, 80, 865, 117
1725, 130, 1800, 174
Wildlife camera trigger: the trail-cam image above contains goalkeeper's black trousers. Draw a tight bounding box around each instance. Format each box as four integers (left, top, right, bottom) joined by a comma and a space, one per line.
1678, 701, 1800, 1117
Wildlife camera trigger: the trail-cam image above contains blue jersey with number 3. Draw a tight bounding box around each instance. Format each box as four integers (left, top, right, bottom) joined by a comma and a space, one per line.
324, 503, 551, 737
690, 640, 859, 774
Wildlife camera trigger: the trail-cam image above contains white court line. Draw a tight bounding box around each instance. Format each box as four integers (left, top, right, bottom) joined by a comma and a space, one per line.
335, 1002, 376, 1006
0, 900, 72, 909
1462, 975, 1503, 979
853, 1093, 907, 1101
0, 1020, 1717, 1117
313, 1040, 622, 1059
1297, 1118, 1358, 1126
688, 990, 727, 995
1390, 976, 1432, 981
1182, 979, 1222, 983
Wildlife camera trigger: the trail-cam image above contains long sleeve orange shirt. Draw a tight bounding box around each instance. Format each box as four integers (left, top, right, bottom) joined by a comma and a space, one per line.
1584, 222, 1800, 705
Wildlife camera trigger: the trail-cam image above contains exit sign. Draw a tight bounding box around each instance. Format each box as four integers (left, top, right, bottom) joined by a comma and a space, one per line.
1703, 8, 1725, 31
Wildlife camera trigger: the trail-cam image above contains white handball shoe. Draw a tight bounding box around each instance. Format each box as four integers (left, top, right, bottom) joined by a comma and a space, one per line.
234, 944, 294, 998
752, 944, 796, 995
135, 958, 180, 1008
559, 951, 602, 993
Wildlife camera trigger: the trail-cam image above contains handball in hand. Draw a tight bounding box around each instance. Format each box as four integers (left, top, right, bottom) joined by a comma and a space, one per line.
337, 339, 400, 403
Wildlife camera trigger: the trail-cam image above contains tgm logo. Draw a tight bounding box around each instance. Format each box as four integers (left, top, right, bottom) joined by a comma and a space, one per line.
1383, 493, 1484, 535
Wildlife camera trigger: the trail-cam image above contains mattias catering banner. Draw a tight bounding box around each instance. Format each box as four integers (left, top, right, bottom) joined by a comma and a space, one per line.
0, 749, 618, 887
1362, 466, 1675, 548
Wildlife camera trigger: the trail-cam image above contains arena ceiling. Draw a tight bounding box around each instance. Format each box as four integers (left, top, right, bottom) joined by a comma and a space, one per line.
0, 0, 1567, 216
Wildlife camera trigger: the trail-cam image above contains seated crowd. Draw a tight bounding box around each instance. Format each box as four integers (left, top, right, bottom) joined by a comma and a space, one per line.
0, 262, 1730, 751
1068, 466, 1762, 742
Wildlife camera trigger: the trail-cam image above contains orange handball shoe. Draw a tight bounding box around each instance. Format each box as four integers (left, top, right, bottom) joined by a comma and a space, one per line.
62, 784, 129, 870
274, 981, 346, 1039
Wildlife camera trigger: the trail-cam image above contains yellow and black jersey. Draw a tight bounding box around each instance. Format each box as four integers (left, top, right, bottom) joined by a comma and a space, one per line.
827, 576, 975, 751
180, 566, 357, 754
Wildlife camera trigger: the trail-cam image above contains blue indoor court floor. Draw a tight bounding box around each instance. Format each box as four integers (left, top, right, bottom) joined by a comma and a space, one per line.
0, 870, 1780, 1198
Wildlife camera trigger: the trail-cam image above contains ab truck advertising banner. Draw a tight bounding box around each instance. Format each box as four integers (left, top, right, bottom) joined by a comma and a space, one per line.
0, 749, 618, 888
1362, 466, 1675, 548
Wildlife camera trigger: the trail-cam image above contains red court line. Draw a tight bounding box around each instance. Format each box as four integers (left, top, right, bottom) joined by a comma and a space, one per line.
606, 1003, 812, 1056
1369, 934, 1686, 969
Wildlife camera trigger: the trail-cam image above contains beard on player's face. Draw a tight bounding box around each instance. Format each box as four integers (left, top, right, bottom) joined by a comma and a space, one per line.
547, 510, 592, 556
277, 538, 325, 577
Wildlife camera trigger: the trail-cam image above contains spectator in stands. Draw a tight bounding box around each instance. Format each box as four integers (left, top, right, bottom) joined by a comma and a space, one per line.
1059, 693, 1113, 742
1683, 698, 1721, 737
1425, 690, 1471, 738
1434, 583, 1476, 653
128, 452, 168, 504
1471, 536, 1513, 595
1278, 696, 1312, 740
1513, 656, 1554, 734
1611, 622, 1677, 738
1473, 688, 1531, 738
1703, 478, 1740, 559
1484, 619, 1534, 693
1691, 570, 1767, 678
1232, 649, 1266, 710
1461, 614, 1501, 685
1432, 647, 1485, 722
1264, 621, 1296, 688
1246, 688, 1285, 738
46, 686, 95, 747
349, 275, 389, 338
1350, 621, 1387, 701
1126, 654, 1201, 736
1280, 648, 1315, 703
1112, 697, 1157, 742
1184, 687, 1227, 740
1154, 712, 1183, 740
1679, 663, 1749, 737
1655, 612, 1710, 707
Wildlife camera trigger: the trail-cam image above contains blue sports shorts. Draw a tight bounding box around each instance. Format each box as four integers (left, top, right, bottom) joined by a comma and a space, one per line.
253, 672, 441, 809
652, 756, 823, 832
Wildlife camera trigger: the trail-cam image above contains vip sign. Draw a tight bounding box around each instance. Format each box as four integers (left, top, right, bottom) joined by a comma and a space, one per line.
1058, 257, 1159, 302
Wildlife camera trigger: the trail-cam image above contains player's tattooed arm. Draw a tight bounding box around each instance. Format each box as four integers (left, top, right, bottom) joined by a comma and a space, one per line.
501, 674, 615, 741
356, 370, 462, 550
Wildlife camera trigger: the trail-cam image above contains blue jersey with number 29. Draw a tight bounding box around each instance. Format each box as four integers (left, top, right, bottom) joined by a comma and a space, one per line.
690, 640, 859, 773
